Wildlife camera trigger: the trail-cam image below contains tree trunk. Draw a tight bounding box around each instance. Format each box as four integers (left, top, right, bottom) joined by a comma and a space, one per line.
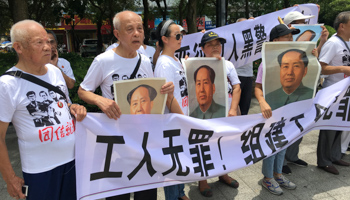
186, 0, 197, 34
245, 0, 249, 19
178, 0, 185, 26
143, 0, 150, 45
9, 0, 28, 23
96, 20, 103, 55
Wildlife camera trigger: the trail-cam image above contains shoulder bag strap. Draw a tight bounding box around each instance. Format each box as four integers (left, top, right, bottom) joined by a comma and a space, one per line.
2, 70, 67, 100
129, 53, 142, 79
336, 35, 350, 52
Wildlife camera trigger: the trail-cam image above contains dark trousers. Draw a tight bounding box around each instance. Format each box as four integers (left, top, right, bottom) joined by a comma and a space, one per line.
283, 137, 303, 165
22, 160, 76, 200
106, 188, 157, 200
317, 130, 342, 167
238, 76, 253, 115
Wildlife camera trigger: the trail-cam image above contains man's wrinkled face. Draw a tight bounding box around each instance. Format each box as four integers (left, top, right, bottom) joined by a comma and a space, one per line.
130, 87, 153, 114
21, 26, 51, 65
280, 51, 308, 93
114, 12, 144, 52
195, 68, 215, 110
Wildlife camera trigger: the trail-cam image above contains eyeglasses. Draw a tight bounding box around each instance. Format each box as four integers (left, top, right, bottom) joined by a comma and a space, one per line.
168, 33, 183, 40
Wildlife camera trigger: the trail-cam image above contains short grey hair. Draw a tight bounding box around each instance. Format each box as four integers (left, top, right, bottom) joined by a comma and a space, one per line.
334, 11, 350, 31
113, 12, 121, 30
10, 20, 43, 43
113, 11, 142, 30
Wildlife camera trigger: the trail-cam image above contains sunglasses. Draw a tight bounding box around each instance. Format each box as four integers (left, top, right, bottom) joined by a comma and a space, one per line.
168, 33, 183, 40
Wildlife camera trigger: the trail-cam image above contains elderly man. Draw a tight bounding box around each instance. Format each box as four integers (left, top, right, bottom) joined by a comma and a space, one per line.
78, 10, 179, 200
265, 49, 314, 110
47, 30, 76, 89
317, 11, 350, 175
127, 84, 157, 114
0, 20, 86, 200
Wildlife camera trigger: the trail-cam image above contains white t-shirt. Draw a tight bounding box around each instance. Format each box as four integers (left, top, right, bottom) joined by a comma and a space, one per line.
154, 55, 188, 115
106, 43, 146, 55
57, 58, 76, 80
319, 35, 350, 88
0, 65, 74, 173
225, 60, 241, 106
235, 62, 254, 77
144, 45, 156, 66
80, 50, 154, 100
106, 43, 119, 51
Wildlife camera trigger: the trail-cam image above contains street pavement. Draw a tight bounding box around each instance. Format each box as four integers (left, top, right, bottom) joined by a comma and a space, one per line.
2, 97, 350, 200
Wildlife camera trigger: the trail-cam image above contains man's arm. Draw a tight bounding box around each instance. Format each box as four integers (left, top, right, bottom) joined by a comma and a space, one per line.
254, 83, 272, 119
228, 84, 241, 116
320, 62, 350, 75
160, 82, 184, 114
0, 121, 25, 199
60, 72, 75, 89
316, 26, 329, 55
78, 86, 121, 120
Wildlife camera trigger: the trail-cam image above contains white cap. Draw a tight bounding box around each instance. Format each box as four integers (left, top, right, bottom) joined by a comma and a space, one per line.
178, 25, 186, 33
283, 11, 315, 25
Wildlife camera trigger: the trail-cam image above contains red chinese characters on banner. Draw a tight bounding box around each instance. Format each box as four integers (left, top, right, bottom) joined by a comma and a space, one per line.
38, 120, 75, 142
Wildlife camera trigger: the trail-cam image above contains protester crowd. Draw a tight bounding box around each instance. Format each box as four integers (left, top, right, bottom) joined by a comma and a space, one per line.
0, 4, 350, 200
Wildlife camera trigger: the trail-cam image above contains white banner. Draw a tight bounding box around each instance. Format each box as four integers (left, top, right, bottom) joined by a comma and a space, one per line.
176, 4, 319, 68
76, 77, 350, 200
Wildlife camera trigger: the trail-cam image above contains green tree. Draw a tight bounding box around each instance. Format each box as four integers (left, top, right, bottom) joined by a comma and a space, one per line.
61, 0, 88, 52
8, 0, 28, 23
151, 0, 168, 20
27, 0, 63, 27
0, 1, 12, 35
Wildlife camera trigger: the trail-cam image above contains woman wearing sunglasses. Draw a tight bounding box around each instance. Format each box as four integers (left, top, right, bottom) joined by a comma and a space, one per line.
154, 20, 190, 200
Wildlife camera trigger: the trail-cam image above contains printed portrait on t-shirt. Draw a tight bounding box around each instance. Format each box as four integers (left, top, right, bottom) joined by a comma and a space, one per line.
227, 77, 233, 95
179, 71, 188, 98
26, 86, 68, 127
111, 74, 120, 99
113, 78, 167, 114
342, 49, 350, 66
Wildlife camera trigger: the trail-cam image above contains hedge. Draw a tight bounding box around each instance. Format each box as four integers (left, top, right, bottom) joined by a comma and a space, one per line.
0, 52, 101, 112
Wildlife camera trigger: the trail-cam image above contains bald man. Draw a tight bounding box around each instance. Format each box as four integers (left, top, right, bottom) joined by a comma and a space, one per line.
0, 20, 86, 199
78, 11, 180, 200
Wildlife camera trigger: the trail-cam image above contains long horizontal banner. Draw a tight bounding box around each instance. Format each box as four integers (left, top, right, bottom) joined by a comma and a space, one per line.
177, 4, 319, 68
76, 77, 350, 200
